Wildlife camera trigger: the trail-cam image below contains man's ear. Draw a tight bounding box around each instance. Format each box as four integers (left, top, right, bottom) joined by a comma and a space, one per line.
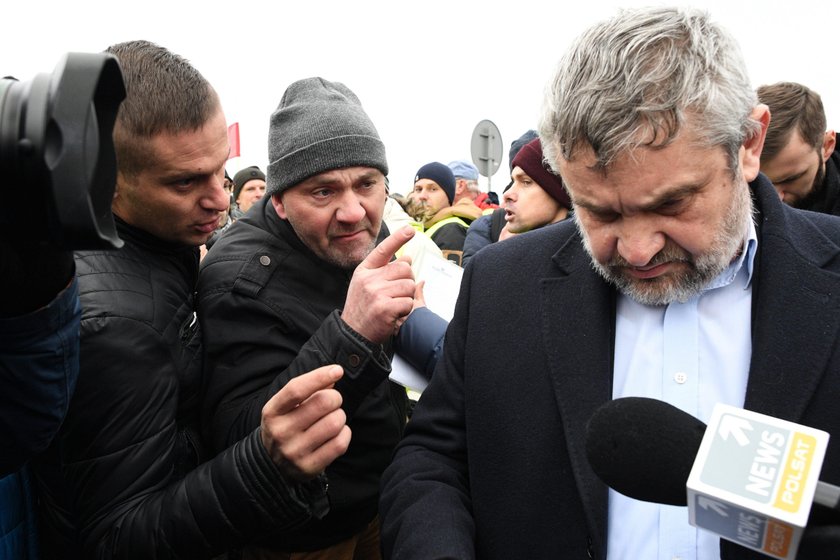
271, 193, 287, 219
111, 173, 128, 217
741, 104, 770, 182
454, 178, 467, 198
822, 130, 836, 162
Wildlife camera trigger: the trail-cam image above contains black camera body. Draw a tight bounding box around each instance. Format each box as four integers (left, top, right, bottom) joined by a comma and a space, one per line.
0, 53, 126, 249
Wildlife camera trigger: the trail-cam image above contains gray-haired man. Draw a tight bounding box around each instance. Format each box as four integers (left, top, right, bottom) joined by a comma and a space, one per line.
380, 7, 840, 559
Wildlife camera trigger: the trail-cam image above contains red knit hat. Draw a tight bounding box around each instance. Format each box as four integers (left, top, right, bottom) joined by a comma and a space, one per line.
511, 138, 571, 209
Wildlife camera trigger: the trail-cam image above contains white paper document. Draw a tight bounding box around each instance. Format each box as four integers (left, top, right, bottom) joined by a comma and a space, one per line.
389, 254, 463, 393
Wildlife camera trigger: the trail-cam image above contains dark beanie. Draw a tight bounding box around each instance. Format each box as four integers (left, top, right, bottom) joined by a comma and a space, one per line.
414, 162, 456, 205
509, 130, 538, 171
511, 138, 570, 209
233, 165, 265, 200
267, 77, 388, 196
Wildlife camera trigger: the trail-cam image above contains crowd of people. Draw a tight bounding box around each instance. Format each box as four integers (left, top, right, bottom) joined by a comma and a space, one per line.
2, 6, 840, 560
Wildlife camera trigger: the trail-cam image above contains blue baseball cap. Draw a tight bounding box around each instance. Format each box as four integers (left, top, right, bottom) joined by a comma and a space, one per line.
447, 160, 479, 181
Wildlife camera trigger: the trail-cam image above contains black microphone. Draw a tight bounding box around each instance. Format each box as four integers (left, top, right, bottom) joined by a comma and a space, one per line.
585, 396, 706, 506
585, 397, 840, 559
584, 397, 840, 511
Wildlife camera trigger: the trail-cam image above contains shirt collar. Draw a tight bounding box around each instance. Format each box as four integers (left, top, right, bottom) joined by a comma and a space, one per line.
705, 218, 758, 292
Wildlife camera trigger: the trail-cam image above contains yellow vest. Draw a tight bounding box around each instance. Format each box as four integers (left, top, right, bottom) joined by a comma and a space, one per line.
424, 216, 470, 239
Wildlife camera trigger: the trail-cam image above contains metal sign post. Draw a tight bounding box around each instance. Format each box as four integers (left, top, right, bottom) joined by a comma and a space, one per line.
470, 119, 503, 192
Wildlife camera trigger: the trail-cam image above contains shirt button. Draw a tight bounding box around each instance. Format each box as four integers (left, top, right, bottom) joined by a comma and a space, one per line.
259, 255, 271, 266
348, 354, 361, 367
674, 372, 688, 384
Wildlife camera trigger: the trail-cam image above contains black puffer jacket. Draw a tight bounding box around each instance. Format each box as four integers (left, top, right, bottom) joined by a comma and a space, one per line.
198, 196, 408, 552
34, 217, 327, 559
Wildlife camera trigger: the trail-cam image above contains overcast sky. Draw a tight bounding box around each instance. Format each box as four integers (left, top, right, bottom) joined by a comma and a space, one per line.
4, 0, 838, 195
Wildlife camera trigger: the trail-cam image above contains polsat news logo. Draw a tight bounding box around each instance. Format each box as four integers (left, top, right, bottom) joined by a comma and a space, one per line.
690, 405, 830, 560
735, 423, 818, 511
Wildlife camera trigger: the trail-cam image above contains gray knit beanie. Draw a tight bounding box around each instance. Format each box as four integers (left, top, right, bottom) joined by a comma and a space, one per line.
267, 77, 388, 196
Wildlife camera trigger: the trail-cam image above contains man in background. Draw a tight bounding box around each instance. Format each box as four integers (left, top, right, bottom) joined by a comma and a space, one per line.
757, 82, 838, 215
501, 137, 571, 235
233, 164, 267, 215
462, 130, 537, 265
412, 161, 481, 265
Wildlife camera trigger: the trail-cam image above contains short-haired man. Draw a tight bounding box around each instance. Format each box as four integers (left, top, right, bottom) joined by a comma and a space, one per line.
461, 137, 570, 267
199, 77, 418, 558
462, 130, 538, 265
412, 161, 482, 265
34, 42, 349, 558
381, 8, 840, 559
233, 164, 267, 214
757, 82, 839, 215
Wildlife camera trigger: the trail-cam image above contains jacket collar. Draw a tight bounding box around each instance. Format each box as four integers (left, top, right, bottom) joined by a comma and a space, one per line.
111, 215, 200, 288
114, 215, 198, 256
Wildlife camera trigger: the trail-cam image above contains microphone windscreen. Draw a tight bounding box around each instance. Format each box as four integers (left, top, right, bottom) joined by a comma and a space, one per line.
584, 397, 706, 506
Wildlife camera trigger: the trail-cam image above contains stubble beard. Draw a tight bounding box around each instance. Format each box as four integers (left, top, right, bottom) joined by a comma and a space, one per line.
285, 213, 378, 270
325, 235, 377, 270
792, 156, 827, 210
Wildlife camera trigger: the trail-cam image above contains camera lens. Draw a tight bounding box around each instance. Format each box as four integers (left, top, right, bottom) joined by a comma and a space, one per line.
0, 52, 126, 249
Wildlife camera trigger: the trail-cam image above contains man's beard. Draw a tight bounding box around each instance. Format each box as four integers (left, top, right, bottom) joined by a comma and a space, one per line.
576, 183, 753, 306
792, 157, 827, 210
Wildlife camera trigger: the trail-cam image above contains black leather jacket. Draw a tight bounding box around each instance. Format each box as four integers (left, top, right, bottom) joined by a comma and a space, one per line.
34, 217, 326, 559
198, 196, 408, 552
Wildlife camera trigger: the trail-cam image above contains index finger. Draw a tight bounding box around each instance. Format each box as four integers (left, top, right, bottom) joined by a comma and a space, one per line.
266, 365, 344, 416
358, 225, 415, 270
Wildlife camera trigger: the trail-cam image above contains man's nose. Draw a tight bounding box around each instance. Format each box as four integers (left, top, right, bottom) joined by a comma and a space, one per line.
503, 186, 518, 204
204, 176, 230, 211
615, 218, 666, 267
336, 192, 366, 223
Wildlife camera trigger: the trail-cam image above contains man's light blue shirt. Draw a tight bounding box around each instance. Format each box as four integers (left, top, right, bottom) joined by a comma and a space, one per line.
607, 221, 758, 560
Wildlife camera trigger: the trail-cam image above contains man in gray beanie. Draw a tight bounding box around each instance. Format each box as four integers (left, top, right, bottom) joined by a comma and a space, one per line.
198, 77, 418, 559
266, 78, 388, 197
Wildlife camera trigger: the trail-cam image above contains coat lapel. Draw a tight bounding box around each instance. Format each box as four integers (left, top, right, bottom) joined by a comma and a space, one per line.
540, 232, 615, 555
745, 180, 840, 420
